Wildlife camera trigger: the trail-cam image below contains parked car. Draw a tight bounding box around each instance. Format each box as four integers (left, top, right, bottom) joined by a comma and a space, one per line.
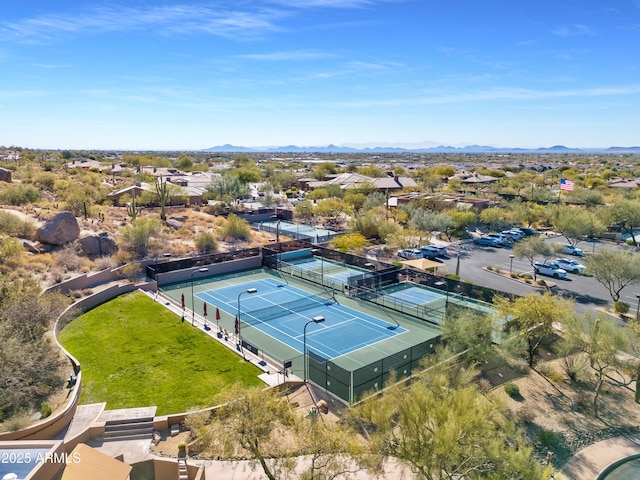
473, 235, 502, 247
485, 233, 510, 245
427, 244, 447, 257
419, 246, 440, 260
553, 258, 586, 274
501, 229, 525, 241
518, 227, 540, 236
533, 262, 567, 279
560, 244, 583, 256
397, 248, 422, 260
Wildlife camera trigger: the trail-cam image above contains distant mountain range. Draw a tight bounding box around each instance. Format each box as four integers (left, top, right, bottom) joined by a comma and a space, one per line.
204, 144, 640, 154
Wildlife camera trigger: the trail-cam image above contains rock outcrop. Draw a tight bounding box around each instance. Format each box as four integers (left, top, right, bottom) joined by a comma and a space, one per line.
35, 211, 80, 245
78, 232, 119, 256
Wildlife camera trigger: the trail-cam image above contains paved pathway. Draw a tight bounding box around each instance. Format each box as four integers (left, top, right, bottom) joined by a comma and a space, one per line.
559, 434, 640, 479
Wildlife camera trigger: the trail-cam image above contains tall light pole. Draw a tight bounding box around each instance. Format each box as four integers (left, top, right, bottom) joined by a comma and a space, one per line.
237, 288, 258, 356
636, 293, 640, 322
303, 316, 325, 383
509, 254, 515, 275
190, 268, 209, 326
154, 252, 172, 300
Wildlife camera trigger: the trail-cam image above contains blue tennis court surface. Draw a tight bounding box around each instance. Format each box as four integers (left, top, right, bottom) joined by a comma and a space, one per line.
196, 278, 406, 360
282, 257, 362, 284
381, 285, 444, 306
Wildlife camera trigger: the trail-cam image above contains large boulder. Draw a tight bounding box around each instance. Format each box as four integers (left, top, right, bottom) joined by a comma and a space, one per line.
0, 167, 11, 182
35, 211, 80, 245
78, 232, 118, 257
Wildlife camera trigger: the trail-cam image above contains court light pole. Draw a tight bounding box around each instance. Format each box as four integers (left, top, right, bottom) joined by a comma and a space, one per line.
190, 268, 208, 326
304, 316, 325, 383
237, 288, 258, 354
509, 254, 515, 274
154, 252, 172, 300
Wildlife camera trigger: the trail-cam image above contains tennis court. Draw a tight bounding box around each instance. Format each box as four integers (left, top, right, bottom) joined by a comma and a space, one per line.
162, 266, 441, 404
196, 278, 406, 361
258, 220, 342, 243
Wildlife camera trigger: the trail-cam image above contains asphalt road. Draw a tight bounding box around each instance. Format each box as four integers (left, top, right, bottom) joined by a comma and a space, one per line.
435, 235, 640, 315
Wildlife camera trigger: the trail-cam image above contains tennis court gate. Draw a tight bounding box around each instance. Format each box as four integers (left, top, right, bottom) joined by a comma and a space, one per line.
307, 337, 441, 404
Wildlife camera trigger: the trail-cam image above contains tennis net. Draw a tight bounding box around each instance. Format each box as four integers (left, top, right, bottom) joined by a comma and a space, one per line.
241, 296, 331, 325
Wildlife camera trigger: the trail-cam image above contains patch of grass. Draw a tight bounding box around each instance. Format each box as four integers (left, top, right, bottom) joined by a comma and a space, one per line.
59, 291, 264, 415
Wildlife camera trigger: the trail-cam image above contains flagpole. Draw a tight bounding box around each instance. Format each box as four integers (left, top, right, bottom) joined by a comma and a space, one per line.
557, 177, 562, 216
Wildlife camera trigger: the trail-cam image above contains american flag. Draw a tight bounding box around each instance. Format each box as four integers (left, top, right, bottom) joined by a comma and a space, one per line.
560, 179, 574, 191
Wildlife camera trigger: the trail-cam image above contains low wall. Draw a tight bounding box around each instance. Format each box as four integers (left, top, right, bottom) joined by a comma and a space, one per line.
45, 267, 125, 295
160, 256, 262, 285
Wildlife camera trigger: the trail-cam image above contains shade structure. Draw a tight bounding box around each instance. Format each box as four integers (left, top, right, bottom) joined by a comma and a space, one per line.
215, 307, 220, 321
203, 302, 207, 317
181, 293, 185, 309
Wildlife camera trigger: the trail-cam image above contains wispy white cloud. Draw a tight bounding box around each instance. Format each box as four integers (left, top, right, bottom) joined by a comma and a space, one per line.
331, 84, 640, 108
0, 4, 285, 44
268, 0, 392, 8
552, 24, 596, 37
237, 50, 334, 61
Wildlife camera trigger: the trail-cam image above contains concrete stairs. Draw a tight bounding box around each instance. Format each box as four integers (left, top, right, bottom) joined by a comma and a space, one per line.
101, 416, 155, 442
178, 457, 189, 480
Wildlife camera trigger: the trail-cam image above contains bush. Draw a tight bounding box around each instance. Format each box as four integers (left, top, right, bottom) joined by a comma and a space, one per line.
195, 232, 218, 254
563, 354, 588, 382
40, 403, 52, 418
537, 428, 559, 448
0, 184, 41, 205
504, 383, 520, 398
220, 214, 251, 241
477, 378, 492, 393
514, 405, 535, 424
536, 279, 547, 286
614, 301, 630, 315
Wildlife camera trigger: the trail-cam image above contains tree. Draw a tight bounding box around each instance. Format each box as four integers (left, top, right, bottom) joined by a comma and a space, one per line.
479, 207, 511, 231
554, 206, 604, 247
408, 209, 454, 237
347, 363, 549, 480
443, 209, 477, 240
205, 174, 250, 208
512, 236, 552, 281
187, 384, 296, 480
120, 217, 162, 257
332, 232, 366, 252
584, 248, 640, 304
441, 307, 494, 363
494, 291, 575, 367
602, 199, 640, 246
562, 314, 632, 417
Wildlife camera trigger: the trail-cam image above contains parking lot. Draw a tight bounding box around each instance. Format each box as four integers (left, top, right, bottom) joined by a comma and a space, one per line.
414, 235, 639, 315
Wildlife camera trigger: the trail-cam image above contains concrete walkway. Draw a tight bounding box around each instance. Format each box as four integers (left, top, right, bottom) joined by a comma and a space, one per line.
558, 434, 640, 479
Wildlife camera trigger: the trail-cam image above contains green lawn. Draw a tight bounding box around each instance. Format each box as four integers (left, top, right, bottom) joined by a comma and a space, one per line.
59, 291, 264, 415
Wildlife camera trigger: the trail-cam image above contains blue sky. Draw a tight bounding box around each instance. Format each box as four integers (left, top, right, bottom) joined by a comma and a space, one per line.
1, 0, 639, 150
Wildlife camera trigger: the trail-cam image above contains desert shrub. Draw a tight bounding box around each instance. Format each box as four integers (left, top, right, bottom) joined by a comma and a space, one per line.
477, 378, 492, 393
614, 301, 630, 315
0, 184, 41, 205
0, 237, 24, 267
0, 211, 21, 235
521, 273, 532, 280
486, 266, 494, 271
446, 273, 460, 280
53, 248, 86, 272
504, 383, 520, 398
93, 256, 117, 271
219, 214, 251, 241
40, 403, 52, 418
33, 172, 56, 190
0, 414, 30, 432
536, 279, 547, 286
536, 428, 559, 448
563, 354, 589, 382
332, 232, 366, 252
514, 405, 535, 424
195, 231, 218, 254
510, 272, 518, 278
122, 262, 142, 282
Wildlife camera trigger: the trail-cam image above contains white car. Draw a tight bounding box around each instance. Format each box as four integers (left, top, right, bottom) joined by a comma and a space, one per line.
553, 258, 586, 274
485, 233, 510, 245
560, 244, 583, 256
397, 248, 422, 260
533, 262, 567, 279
